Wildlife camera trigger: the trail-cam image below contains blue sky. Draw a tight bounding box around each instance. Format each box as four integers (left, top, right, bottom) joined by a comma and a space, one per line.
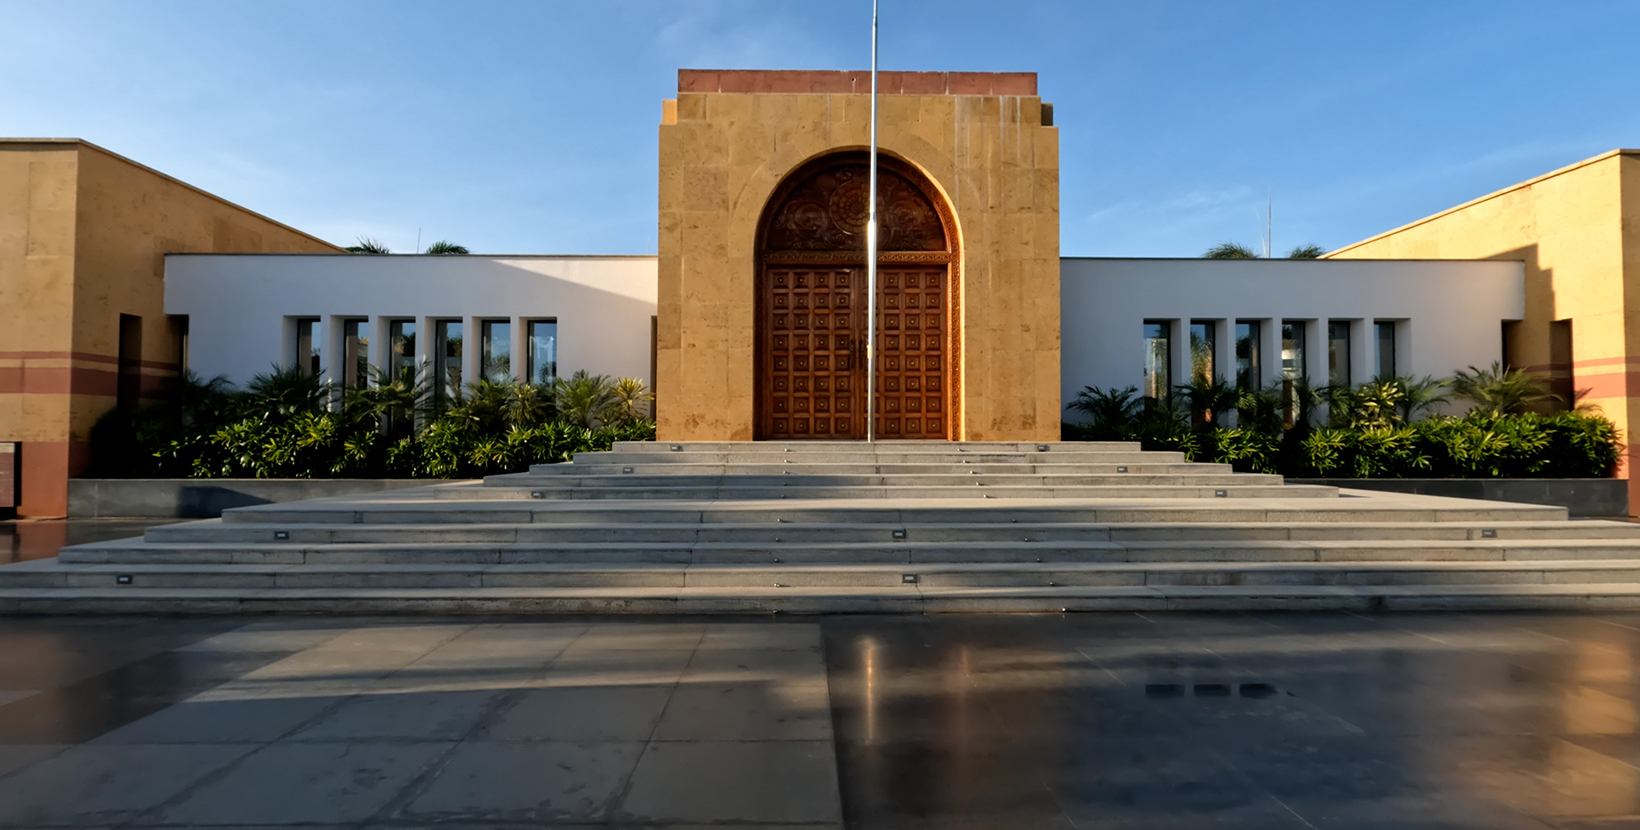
4, 1, 1638, 257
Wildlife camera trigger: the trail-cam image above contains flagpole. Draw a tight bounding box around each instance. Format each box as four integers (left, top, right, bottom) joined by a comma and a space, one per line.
865, 0, 879, 443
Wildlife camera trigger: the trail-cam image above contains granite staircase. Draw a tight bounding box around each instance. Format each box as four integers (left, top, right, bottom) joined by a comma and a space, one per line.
9, 441, 1640, 613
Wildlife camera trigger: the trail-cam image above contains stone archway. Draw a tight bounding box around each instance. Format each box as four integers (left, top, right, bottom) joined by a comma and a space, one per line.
754, 151, 960, 440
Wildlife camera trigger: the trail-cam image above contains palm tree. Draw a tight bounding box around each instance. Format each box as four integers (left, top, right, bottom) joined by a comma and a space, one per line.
1235, 385, 1286, 433
1389, 374, 1451, 423
502, 381, 555, 428
609, 378, 655, 423
551, 371, 620, 428
443, 377, 514, 433
424, 241, 470, 255
1203, 242, 1260, 259
1450, 361, 1559, 416
1287, 244, 1327, 259
1067, 386, 1143, 435
346, 237, 391, 254
344, 366, 434, 437
1173, 376, 1239, 428
156, 370, 237, 430
241, 364, 330, 418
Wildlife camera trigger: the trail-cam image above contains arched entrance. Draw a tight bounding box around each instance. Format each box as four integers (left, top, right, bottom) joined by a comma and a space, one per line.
755, 151, 960, 440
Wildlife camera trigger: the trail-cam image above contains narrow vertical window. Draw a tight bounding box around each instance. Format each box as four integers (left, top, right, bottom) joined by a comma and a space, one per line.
388, 320, 416, 381
1549, 319, 1573, 408
1235, 321, 1260, 390
1281, 321, 1307, 426
528, 319, 558, 386
118, 314, 143, 412
169, 315, 189, 378
1375, 321, 1396, 379
1281, 321, 1306, 382
1142, 321, 1171, 403
1189, 321, 1215, 384
480, 320, 512, 382
342, 319, 369, 390
293, 318, 320, 377
1327, 321, 1351, 386
435, 320, 463, 403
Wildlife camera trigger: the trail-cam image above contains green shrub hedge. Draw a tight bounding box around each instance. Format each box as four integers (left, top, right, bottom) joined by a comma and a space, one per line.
1063, 409, 1621, 479
88, 367, 656, 480
1063, 375, 1623, 479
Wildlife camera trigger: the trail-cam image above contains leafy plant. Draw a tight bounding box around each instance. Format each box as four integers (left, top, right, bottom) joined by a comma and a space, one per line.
1287, 244, 1327, 259
1451, 361, 1559, 417
344, 366, 434, 437
1210, 427, 1281, 473
551, 371, 620, 428
1130, 398, 1196, 458
424, 240, 470, 255
1203, 242, 1260, 259
346, 237, 391, 254
1066, 386, 1143, 440
609, 377, 655, 424
241, 364, 331, 419
1235, 384, 1285, 434
1173, 376, 1239, 428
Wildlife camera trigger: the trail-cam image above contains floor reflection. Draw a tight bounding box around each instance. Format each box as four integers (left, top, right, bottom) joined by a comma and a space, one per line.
11, 610, 1640, 826
823, 613, 1640, 829
0, 519, 177, 564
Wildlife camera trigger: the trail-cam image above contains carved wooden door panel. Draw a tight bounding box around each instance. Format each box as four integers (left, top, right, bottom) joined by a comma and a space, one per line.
756, 152, 958, 441
760, 266, 859, 439
873, 265, 947, 438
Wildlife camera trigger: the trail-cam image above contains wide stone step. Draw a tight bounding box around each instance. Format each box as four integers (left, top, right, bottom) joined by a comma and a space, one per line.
140, 520, 1640, 546
215, 497, 1567, 525
6, 582, 1640, 614
607, 440, 1142, 453
555, 451, 1184, 466
516, 462, 1235, 476
436, 484, 1335, 501
17, 558, 1640, 591
472, 473, 1286, 491
59, 537, 1640, 566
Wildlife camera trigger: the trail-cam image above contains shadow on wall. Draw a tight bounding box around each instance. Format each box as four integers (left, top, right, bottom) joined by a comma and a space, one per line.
178, 486, 272, 518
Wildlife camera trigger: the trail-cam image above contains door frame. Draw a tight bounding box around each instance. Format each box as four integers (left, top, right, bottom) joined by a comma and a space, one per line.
753, 151, 962, 440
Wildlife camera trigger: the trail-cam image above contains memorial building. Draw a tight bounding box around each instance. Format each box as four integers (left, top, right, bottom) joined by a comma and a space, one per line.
2, 69, 1638, 517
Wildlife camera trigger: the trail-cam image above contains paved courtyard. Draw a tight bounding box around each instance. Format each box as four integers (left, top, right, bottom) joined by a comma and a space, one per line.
0, 612, 1639, 827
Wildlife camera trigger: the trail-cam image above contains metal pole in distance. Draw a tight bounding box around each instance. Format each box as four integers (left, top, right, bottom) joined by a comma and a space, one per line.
865, 0, 879, 443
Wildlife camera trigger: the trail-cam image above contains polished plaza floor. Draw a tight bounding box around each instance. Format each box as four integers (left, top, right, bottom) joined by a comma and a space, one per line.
0, 613, 1639, 828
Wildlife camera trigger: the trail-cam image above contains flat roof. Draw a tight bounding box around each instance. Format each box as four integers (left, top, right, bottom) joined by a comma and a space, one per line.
678, 69, 1037, 96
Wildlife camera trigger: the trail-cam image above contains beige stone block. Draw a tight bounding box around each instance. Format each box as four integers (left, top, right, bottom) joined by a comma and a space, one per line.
1034, 170, 1061, 216
876, 95, 922, 127
656, 302, 683, 350
706, 92, 756, 123
837, 94, 877, 125
676, 93, 707, 121
726, 124, 775, 169
677, 166, 729, 213
1032, 128, 1059, 170
1017, 98, 1042, 126
753, 94, 829, 127
668, 122, 729, 167
661, 99, 677, 125
917, 96, 955, 128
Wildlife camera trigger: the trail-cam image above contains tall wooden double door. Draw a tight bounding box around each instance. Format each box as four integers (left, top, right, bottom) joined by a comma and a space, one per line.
757, 263, 951, 440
